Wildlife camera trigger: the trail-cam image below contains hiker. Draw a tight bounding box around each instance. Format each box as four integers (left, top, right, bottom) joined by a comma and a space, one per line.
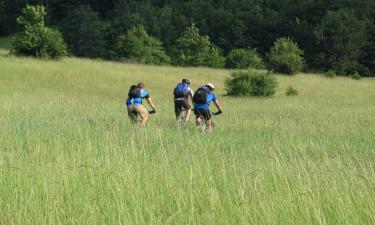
193, 83, 223, 132
173, 78, 194, 122
125, 82, 157, 127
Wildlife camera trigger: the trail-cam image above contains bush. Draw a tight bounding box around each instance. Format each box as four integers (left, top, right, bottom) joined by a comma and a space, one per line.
225, 71, 277, 97
344, 63, 370, 77
225, 48, 264, 69
61, 5, 107, 58
115, 26, 170, 65
11, 5, 67, 59
324, 70, 336, 78
286, 86, 298, 96
173, 24, 225, 68
350, 72, 362, 80
268, 37, 303, 75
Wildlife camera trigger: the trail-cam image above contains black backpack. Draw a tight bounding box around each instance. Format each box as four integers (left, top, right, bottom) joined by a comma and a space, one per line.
128, 85, 141, 98
193, 87, 209, 104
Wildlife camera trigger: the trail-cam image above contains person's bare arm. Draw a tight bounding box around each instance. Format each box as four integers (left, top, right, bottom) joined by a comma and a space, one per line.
189, 89, 194, 102
146, 97, 157, 112
213, 100, 223, 113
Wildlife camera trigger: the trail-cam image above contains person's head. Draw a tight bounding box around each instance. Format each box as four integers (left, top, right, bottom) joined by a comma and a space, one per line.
182, 78, 190, 85
137, 82, 145, 89
206, 83, 215, 91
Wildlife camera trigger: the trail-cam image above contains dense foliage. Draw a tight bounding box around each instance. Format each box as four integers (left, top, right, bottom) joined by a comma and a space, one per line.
225, 71, 277, 97
324, 70, 337, 78
1, 0, 375, 74
225, 48, 264, 69
315, 9, 368, 75
11, 5, 67, 59
173, 24, 224, 68
268, 37, 304, 75
115, 26, 170, 65
61, 5, 107, 58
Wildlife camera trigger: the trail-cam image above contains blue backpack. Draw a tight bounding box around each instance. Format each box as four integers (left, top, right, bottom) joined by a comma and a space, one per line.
174, 83, 189, 98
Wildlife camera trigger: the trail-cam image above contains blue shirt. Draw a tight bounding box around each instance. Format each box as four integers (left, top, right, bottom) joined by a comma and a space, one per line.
126, 89, 149, 105
194, 88, 217, 110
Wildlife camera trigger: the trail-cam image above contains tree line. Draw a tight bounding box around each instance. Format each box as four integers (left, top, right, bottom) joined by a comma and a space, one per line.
1, 0, 374, 76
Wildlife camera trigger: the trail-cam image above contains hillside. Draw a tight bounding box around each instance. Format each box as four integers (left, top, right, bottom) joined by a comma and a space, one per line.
1, 52, 375, 224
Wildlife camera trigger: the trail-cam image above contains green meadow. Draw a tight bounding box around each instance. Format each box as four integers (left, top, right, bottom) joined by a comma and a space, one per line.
1, 44, 375, 224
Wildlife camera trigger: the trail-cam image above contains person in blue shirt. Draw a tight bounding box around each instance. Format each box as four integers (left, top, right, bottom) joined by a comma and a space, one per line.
125, 82, 157, 127
193, 83, 223, 132
173, 78, 194, 122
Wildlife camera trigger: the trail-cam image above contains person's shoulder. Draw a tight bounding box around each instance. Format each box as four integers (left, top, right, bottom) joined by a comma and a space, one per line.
141, 89, 149, 95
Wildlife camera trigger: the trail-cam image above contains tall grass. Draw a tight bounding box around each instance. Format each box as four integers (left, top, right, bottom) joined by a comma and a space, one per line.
0, 56, 375, 224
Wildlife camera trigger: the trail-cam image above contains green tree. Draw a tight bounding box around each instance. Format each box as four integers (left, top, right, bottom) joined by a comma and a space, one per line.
61, 5, 107, 58
268, 37, 304, 75
315, 9, 368, 75
115, 26, 170, 65
11, 5, 67, 59
225, 48, 264, 69
173, 24, 224, 68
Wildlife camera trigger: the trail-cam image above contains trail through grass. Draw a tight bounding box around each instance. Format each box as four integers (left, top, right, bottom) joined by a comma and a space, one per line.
0, 55, 375, 224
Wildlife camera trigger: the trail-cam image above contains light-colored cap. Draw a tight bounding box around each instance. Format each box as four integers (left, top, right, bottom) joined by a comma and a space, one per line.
206, 83, 215, 90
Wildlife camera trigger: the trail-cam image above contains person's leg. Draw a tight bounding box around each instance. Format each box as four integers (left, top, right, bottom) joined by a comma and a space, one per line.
196, 116, 202, 126
183, 99, 192, 122
203, 109, 213, 132
175, 101, 183, 120
127, 105, 138, 125
206, 119, 213, 132
135, 105, 149, 127
194, 109, 202, 126
185, 108, 192, 122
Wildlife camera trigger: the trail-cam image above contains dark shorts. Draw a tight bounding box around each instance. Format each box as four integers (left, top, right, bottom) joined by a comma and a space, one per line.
194, 109, 212, 121
174, 98, 191, 117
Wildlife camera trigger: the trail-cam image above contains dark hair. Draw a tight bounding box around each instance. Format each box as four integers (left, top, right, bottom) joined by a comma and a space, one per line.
182, 78, 190, 84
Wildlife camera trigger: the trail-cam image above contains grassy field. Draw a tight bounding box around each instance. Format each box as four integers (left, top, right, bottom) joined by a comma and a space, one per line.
1, 44, 375, 224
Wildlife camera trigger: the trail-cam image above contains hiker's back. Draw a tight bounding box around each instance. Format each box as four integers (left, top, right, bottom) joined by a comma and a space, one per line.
174, 83, 189, 98
193, 86, 210, 104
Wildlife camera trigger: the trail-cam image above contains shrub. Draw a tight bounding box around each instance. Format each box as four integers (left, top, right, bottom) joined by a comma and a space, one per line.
225, 48, 264, 69
173, 24, 225, 68
11, 5, 67, 59
350, 72, 362, 80
344, 63, 370, 77
268, 37, 303, 75
286, 86, 298, 96
324, 70, 336, 78
61, 5, 107, 58
115, 26, 170, 65
225, 71, 277, 97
